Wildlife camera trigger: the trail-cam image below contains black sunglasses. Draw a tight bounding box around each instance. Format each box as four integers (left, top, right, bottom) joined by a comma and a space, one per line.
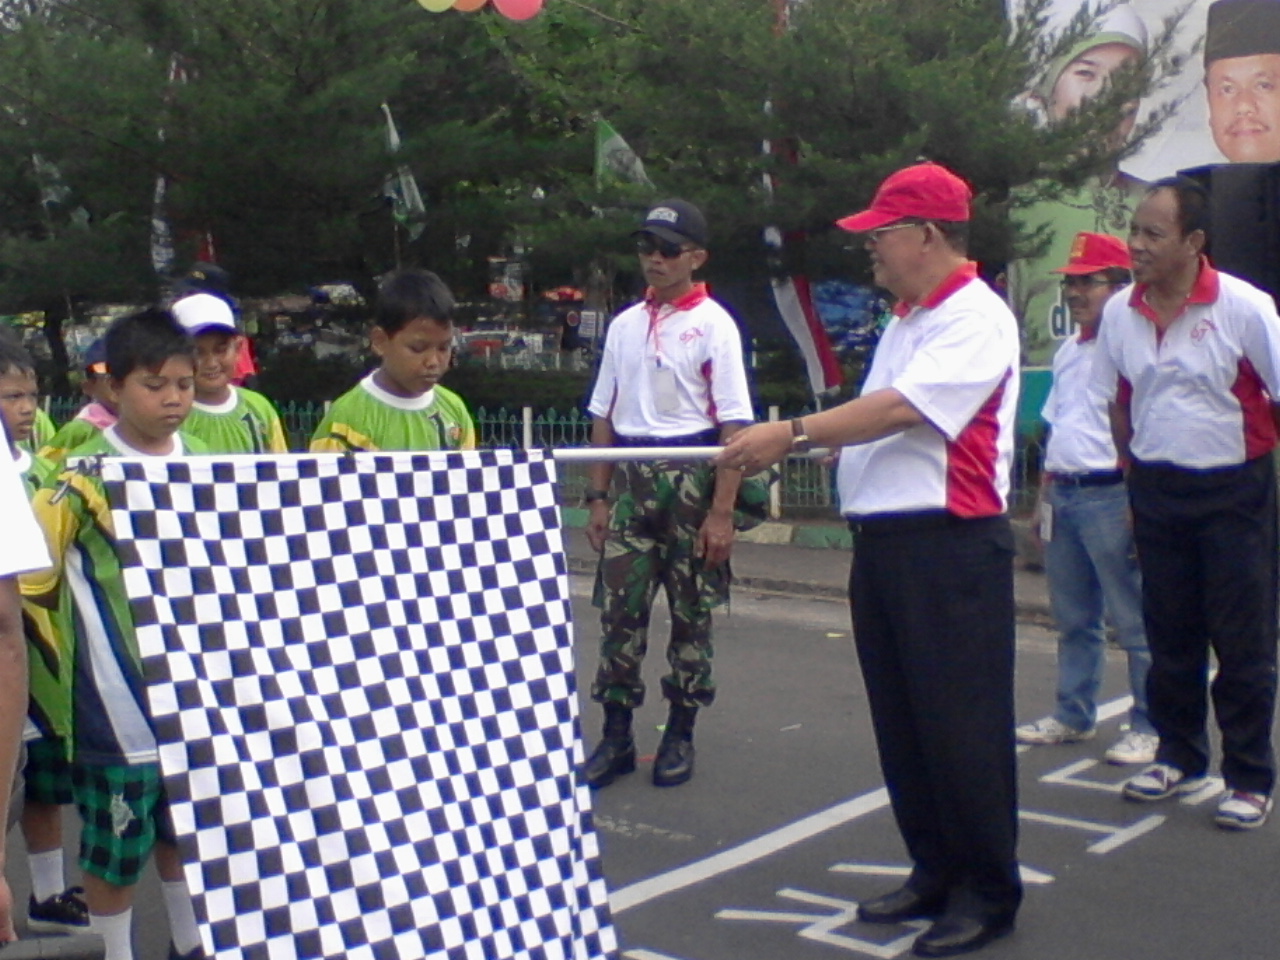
636, 235, 690, 259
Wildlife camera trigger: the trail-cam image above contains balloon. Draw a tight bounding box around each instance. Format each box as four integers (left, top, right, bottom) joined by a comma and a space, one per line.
454, 0, 488, 9
417, 0, 456, 11
493, 0, 543, 20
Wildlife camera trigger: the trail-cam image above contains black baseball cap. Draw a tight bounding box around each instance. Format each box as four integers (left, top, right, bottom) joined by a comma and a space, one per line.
633, 199, 709, 248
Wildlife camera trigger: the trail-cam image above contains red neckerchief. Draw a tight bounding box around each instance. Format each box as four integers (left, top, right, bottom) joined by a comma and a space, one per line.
1129, 256, 1219, 326
891, 262, 979, 317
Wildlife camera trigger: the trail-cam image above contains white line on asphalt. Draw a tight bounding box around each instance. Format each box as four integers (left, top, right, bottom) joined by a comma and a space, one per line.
611, 692, 1136, 914
830, 862, 1055, 885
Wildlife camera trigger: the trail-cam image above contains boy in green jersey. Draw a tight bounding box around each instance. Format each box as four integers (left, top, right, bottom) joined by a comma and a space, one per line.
38, 339, 118, 463
311, 269, 477, 452
171, 292, 288, 454
23, 309, 207, 960
0, 334, 87, 935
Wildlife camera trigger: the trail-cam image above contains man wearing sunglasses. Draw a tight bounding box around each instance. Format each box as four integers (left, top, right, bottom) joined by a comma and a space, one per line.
1016, 233, 1155, 767
717, 163, 1022, 956
581, 199, 754, 790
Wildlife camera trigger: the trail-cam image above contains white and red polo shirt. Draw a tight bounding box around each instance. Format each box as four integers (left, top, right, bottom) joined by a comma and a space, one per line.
836, 262, 1021, 517
1042, 330, 1121, 473
587, 283, 754, 437
1091, 263, 1280, 468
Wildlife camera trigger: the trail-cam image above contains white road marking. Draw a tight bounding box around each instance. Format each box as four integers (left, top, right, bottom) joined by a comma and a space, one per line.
610, 691, 1138, 914
716, 888, 926, 959
1040, 758, 1125, 793
1018, 809, 1167, 853
830, 862, 1055, 885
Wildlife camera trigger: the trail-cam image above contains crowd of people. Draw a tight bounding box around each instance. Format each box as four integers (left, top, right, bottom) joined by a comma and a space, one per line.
0, 161, 1278, 960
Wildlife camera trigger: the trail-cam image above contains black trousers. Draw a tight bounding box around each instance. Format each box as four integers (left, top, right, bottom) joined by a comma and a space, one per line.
1128, 455, 1279, 794
850, 513, 1022, 920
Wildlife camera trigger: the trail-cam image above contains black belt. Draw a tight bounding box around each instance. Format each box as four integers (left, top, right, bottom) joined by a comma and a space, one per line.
615, 429, 721, 448
847, 510, 968, 536
1047, 470, 1124, 488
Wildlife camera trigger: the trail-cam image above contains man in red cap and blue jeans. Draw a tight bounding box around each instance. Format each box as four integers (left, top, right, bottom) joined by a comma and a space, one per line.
717, 162, 1022, 956
1017, 232, 1156, 766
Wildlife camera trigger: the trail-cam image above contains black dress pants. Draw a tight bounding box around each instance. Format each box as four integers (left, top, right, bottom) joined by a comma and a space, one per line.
850, 513, 1021, 920
1128, 455, 1279, 794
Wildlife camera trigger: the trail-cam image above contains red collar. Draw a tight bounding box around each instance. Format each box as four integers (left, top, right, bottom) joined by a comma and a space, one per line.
1129, 257, 1219, 324
645, 282, 709, 313
892, 262, 979, 317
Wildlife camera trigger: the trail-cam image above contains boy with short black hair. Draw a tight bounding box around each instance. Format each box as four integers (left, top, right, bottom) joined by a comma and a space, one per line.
38, 339, 117, 463
170, 292, 288, 454
310, 269, 476, 452
23, 308, 208, 960
0, 334, 86, 935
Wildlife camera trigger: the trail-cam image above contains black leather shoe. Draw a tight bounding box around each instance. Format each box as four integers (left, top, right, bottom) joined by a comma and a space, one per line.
582, 737, 636, 789
857, 886, 947, 924
912, 914, 1015, 957
652, 737, 695, 787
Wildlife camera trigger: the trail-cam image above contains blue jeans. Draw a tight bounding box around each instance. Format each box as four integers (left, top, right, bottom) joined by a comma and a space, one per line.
1045, 481, 1153, 734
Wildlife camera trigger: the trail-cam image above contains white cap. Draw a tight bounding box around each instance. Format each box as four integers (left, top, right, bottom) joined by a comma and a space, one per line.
171, 293, 237, 336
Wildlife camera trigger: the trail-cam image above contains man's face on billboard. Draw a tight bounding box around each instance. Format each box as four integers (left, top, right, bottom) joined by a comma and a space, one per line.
1206, 53, 1280, 162
1049, 42, 1142, 136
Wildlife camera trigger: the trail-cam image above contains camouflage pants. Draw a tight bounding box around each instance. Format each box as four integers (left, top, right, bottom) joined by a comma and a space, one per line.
591, 459, 731, 710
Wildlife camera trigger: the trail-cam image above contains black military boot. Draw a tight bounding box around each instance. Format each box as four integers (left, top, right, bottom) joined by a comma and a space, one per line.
582, 703, 636, 789
652, 702, 697, 787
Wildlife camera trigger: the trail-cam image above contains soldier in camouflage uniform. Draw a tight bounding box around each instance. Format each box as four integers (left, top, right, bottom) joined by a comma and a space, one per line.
582, 199, 757, 789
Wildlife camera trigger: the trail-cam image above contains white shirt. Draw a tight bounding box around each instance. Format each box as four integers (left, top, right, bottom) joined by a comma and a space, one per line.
836, 264, 1020, 517
1042, 334, 1120, 473
1091, 267, 1280, 468
1, 442, 50, 578
587, 285, 754, 436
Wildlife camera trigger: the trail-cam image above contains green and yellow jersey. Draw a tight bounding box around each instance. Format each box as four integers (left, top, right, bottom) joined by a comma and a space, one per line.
310, 374, 477, 453
183, 386, 289, 454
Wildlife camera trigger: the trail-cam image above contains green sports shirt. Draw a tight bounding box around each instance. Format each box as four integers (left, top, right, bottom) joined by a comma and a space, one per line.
310, 374, 477, 453
183, 386, 290, 454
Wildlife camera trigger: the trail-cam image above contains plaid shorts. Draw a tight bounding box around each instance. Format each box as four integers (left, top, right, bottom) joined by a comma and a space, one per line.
73, 762, 175, 887
23, 738, 73, 806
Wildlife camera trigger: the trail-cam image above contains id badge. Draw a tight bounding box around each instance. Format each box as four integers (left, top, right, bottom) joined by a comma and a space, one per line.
653, 364, 680, 415
1038, 500, 1053, 542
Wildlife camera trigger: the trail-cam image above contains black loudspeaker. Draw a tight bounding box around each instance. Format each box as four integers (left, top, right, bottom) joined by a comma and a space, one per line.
1180, 162, 1280, 306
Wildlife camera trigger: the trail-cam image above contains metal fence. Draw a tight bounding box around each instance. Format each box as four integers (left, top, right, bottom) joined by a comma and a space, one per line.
42, 397, 1044, 517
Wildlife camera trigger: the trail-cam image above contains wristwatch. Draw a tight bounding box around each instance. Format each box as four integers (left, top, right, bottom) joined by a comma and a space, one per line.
583, 488, 611, 504
790, 418, 813, 454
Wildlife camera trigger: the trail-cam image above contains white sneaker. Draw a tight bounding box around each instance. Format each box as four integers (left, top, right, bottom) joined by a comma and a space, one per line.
1123, 763, 1210, 801
1015, 716, 1095, 745
1215, 790, 1273, 830
1104, 731, 1158, 765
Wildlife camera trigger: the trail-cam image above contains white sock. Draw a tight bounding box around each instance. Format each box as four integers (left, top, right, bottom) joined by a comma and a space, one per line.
162, 879, 202, 956
28, 849, 65, 902
90, 909, 133, 960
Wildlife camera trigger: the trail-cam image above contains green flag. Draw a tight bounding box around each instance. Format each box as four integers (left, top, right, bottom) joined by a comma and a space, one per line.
594, 118, 654, 190
381, 103, 426, 242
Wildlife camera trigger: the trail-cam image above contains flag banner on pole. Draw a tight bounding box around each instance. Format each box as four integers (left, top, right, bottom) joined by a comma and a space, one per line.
381, 103, 427, 242
103, 450, 617, 960
593, 118, 653, 191
769, 273, 843, 397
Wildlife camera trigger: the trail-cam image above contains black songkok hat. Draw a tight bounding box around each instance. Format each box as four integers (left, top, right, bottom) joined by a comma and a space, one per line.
1205, 0, 1280, 65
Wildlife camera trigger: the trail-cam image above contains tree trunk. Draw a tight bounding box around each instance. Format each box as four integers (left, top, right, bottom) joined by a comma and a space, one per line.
41, 300, 70, 396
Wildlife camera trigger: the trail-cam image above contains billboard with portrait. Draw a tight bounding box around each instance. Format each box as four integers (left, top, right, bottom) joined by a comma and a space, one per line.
1008, 0, 1280, 365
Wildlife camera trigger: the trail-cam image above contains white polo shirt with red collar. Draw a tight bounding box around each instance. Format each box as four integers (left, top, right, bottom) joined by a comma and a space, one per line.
587, 283, 754, 437
1091, 263, 1280, 468
1042, 329, 1121, 473
836, 262, 1021, 517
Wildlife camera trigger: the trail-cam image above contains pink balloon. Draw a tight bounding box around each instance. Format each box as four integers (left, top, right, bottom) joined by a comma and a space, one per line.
493, 0, 543, 20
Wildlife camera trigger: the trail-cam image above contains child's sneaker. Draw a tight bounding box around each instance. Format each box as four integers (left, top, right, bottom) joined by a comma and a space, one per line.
1214, 790, 1273, 830
1104, 730, 1159, 765
1122, 763, 1209, 801
27, 885, 88, 934
1015, 716, 1095, 745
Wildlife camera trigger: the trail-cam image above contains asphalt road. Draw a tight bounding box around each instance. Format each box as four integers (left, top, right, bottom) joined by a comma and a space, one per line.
7, 576, 1280, 959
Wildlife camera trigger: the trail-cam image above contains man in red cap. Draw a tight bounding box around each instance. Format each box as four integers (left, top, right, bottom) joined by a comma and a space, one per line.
718, 162, 1021, 956
1016, 233, 1155, 765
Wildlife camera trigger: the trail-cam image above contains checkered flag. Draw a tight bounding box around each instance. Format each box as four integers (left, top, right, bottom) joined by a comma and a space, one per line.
103, 450, 617, 960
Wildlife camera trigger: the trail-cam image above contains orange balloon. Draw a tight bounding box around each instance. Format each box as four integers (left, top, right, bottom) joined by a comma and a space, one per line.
454, 0, 488, 9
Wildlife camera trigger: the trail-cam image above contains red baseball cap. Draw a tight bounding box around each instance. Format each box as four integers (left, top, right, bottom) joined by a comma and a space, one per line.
836, 163, 973, 233
1052, 232, 1131, 275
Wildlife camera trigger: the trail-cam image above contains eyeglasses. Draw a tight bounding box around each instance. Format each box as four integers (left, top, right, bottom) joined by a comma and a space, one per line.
864, 221, 924, 244
1059, 275, 1115, 289
636, 235, 691, 259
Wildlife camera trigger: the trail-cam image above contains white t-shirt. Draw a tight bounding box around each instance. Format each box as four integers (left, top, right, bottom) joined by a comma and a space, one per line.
836, 264, 1020, 517
587, 284, 754, 437
1042, 334, 1120, 474
1, 442, 50, 578
1091, 266, 1280, 468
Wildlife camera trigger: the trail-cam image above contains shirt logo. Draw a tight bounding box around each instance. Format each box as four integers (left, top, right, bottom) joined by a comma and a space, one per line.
679, 326, 705, 344
1190, 317, 1218, 343
647, 207, 679, 224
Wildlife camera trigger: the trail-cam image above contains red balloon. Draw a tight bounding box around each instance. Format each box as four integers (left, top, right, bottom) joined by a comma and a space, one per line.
493, 0, 543, 20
